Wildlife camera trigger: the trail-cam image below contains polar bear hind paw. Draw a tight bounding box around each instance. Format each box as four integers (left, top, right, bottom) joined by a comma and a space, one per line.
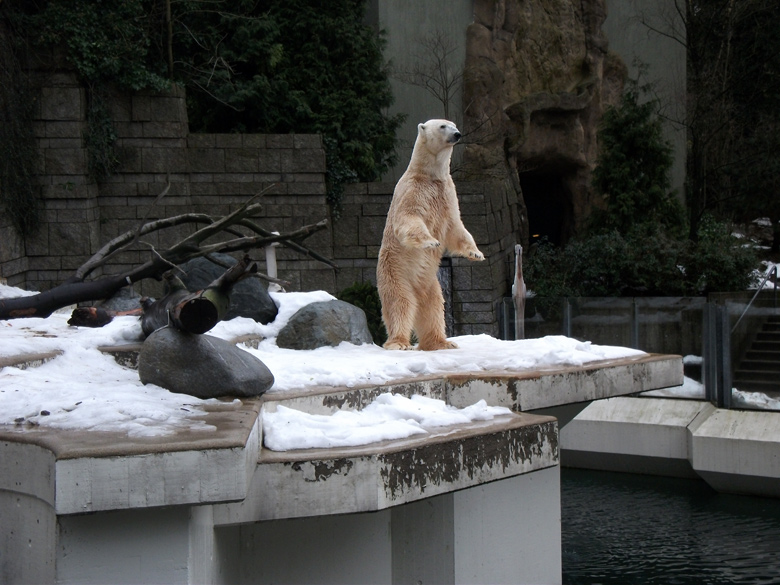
418, 339, 459, 351
384, 340, 414, 351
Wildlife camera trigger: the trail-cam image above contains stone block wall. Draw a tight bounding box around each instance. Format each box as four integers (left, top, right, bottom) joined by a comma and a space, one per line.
0, 75, 516, 336
0, 75, 332, 298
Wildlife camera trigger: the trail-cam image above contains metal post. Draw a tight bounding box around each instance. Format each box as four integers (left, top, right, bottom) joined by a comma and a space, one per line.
265, 233, 283, 292
703, 303, 733, 409
563, 298, 572, 338
720, 306, 732, 409
703, 303, 716, 404
512, 245, 526, 340
631, 298, 640, 349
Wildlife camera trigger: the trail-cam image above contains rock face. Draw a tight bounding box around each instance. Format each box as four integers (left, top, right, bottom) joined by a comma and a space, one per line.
276, 300, 374, 350
462, 0, 626, 247
177, 253, 278, 324
138, 327, 274, 399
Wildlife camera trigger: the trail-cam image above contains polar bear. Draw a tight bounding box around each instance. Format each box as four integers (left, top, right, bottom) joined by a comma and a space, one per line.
377, 119, 484, 351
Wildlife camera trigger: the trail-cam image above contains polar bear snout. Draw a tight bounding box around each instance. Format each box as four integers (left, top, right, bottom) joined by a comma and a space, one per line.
451, 131, 462, 144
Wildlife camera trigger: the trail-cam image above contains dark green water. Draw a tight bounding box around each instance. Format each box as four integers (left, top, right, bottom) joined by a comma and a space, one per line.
562, 468, 780, 585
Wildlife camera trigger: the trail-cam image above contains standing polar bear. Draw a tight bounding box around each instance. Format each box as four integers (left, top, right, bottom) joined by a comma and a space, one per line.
377, 119, 484, 351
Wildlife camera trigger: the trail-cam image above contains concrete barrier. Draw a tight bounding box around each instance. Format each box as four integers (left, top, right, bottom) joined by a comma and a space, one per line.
562, 396, 780, 498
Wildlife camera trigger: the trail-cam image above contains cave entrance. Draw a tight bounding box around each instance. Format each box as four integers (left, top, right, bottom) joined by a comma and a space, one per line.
520, 171, 572, 247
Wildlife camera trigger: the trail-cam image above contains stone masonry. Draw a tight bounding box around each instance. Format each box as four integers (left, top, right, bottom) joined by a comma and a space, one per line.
0, 74, 513, 337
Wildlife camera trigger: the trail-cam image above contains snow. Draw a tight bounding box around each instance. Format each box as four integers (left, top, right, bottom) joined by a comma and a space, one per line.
755, 261, 780, 290
1, 283, 776, 450
263, 394, 512, 451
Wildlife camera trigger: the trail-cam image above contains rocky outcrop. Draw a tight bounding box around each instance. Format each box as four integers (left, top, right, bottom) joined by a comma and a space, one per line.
462, 0, 626, 247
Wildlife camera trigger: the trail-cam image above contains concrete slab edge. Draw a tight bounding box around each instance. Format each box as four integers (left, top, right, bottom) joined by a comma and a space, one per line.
562, 396, 780, 497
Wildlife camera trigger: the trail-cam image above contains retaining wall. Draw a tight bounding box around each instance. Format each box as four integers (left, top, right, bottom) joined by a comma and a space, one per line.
0, 75, 517, 336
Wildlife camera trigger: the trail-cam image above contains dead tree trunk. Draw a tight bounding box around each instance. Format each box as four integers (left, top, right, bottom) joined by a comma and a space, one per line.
140, 255, 257, 336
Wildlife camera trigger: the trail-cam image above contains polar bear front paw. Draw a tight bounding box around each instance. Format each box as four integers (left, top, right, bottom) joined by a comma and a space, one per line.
468, 249, 485, 261
421, 239, 441, 249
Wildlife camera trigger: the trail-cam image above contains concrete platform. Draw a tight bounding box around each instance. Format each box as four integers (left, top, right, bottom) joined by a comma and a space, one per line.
691, 408, 780, 498
215, 412, 557, 524
562, 396, 780, 498
0, 351, 683, 584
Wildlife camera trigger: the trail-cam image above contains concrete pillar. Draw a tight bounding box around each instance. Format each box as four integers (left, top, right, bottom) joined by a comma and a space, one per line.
393, 468, 562, 585
453, 466, 562, 584
222, 508, 393, 584
0, 442, 57, 585
55, 505, 219, 584
210, 467, 561, 585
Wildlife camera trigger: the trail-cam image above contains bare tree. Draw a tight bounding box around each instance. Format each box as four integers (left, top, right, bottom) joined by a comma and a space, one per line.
0, 187, 333, 320
394, 30, 464, 123
635, 0, 774, 240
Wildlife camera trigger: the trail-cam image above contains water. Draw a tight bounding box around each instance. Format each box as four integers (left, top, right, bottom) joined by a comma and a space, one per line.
562, 468, 780, 585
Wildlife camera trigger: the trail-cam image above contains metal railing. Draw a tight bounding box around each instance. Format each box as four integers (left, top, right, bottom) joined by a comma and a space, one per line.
731, 265, 779, 333
501, 286, 780, 411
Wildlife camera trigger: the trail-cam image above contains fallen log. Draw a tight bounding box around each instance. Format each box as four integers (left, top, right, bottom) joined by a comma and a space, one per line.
141, 255, 258, 336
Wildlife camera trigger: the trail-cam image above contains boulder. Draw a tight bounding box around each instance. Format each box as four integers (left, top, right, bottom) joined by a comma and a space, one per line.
98, 286, 147, 312
138, 327, 274, 399
276, 300, 373, 350
177, 253, 278, 324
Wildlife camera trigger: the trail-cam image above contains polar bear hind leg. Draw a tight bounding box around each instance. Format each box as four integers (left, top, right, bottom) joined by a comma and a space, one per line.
414, 278, 458, 351
380, 282, 416, 350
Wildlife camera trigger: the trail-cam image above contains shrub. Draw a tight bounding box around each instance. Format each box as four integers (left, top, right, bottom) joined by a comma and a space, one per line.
524, 219, 759, 298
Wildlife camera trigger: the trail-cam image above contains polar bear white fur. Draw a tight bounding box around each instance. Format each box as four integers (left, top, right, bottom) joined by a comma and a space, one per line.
376, 119, 484, 351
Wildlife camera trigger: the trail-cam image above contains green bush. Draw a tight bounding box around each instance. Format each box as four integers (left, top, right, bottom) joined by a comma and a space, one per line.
337, 281, 387, 345
177, 0, 404, 216
9, 0, 402, 214
524, 219, 758, 298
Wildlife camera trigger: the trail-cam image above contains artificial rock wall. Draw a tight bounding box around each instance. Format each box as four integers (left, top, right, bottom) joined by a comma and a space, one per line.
1, 73, 331, 298
462, 0, 625, 248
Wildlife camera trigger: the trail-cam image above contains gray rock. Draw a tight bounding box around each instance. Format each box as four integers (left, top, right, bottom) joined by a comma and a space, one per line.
276, 300, 373, 350
99, 286, 148, 312
138, 327, 274, 399
177, 253, 278, 324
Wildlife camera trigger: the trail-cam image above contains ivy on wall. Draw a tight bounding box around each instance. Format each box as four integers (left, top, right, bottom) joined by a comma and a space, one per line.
3, 0, 401, 221
0, 16, 40, 237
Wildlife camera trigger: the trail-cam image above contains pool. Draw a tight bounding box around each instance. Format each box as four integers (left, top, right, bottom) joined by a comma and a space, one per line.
562, 468, 780, 585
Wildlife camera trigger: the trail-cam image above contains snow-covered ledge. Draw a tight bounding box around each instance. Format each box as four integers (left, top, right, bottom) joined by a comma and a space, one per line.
0, 288, 684, 584
0, 353, 682, 585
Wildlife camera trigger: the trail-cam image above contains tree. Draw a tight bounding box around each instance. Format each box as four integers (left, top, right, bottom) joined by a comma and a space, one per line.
170, 0, 404, 214
590, 75, 683, 237
394, 29, 464, 123
639, 1, 780, 242
718, 1, 780, 252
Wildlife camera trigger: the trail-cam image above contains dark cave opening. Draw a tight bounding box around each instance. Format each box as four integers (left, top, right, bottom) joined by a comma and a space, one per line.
520, 171, 572, 247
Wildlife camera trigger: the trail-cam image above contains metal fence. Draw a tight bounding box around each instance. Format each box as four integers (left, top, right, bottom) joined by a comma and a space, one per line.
498, 289, 780, 411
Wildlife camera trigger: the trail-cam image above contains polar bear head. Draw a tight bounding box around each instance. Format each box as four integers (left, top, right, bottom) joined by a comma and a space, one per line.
416, 119, 462, 153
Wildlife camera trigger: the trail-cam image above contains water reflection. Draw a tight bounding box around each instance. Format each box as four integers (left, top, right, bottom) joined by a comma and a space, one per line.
562, 468, 780, 585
